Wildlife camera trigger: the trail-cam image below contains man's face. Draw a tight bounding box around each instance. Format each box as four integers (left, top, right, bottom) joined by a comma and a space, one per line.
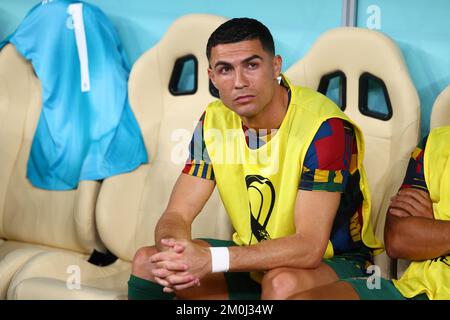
208, 39, 282, 119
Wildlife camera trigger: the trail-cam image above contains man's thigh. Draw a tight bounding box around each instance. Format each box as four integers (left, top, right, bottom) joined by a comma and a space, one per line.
261, 252, 370, 298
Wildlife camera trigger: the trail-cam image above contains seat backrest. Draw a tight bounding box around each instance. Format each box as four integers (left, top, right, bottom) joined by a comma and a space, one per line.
286, 27, 420, 277
96, 14, 233, 261
0, 44, 103, 253
431, 85, 450, 129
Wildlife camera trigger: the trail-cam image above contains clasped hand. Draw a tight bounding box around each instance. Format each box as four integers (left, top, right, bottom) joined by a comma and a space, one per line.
150, 238, 210, 293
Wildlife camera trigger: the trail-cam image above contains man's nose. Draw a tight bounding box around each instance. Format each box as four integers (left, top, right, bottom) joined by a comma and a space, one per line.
234, 68, 249, 89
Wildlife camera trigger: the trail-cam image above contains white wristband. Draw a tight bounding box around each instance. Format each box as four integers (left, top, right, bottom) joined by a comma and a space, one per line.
209, 247, 229, 273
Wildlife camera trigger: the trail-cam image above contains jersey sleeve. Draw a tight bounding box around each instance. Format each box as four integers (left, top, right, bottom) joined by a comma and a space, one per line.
299, 118, 356, 193
401, 135, 428, 192
181, 112, 215, 180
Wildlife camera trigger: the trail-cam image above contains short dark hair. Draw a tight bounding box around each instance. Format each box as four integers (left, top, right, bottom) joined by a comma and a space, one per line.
206, 18, 275, 61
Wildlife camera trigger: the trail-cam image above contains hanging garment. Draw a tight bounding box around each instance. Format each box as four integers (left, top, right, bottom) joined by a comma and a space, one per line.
0, 0, 148, 190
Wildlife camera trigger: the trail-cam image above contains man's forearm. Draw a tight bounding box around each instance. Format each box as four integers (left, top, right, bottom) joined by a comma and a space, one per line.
228, 233, 326, 272
155, 211, 192, 251
385, 215, 450, 260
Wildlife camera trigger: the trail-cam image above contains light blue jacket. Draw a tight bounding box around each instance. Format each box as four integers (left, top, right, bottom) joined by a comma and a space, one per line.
1, 0, 148, 190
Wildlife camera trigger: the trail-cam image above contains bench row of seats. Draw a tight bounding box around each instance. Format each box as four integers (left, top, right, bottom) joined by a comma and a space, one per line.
0, 14, 448, 299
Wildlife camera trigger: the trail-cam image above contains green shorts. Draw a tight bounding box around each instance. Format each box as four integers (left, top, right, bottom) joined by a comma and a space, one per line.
343, 278, 429, 300
322, 249, 371, 279
202, 239, 375, 300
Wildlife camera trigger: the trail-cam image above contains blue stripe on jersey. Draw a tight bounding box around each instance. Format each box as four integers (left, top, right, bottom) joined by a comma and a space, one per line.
201, 163, 209, 179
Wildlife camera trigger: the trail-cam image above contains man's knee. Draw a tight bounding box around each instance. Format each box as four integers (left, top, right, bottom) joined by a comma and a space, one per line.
261, 268, 301, 300
261, 263, 339, 299
131, 246, 158, 279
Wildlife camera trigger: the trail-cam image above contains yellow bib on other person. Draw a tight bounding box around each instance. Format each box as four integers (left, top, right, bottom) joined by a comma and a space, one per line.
393, 126, 450, 300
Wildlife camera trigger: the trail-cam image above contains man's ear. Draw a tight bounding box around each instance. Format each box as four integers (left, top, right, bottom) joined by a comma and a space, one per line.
208, 67, 216, 87
273, 55, 282, 78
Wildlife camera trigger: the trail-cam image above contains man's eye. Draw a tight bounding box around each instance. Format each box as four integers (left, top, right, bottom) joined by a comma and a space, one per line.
219, 67, 231, 74
247, 62, 258, 69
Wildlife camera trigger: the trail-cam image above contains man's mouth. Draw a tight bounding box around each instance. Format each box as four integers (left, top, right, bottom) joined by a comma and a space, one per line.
234, 95, 255, 104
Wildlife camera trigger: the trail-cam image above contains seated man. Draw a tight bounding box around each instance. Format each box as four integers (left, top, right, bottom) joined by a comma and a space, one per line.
128, 17, 382, 300
290, 126, 450, 300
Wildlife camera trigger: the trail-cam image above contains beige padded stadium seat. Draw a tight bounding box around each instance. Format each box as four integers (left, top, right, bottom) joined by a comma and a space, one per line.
0, 44, 104, 299
7, 14, 232, 300
430, 85, 450, 129
286, 27, 420, 278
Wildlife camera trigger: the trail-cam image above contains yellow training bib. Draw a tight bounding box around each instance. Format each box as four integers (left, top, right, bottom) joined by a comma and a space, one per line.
203, 76, 382, 272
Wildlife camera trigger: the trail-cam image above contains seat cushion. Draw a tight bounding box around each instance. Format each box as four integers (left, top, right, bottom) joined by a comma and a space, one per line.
0, 241, 60, 298
8, 251, 130, 300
